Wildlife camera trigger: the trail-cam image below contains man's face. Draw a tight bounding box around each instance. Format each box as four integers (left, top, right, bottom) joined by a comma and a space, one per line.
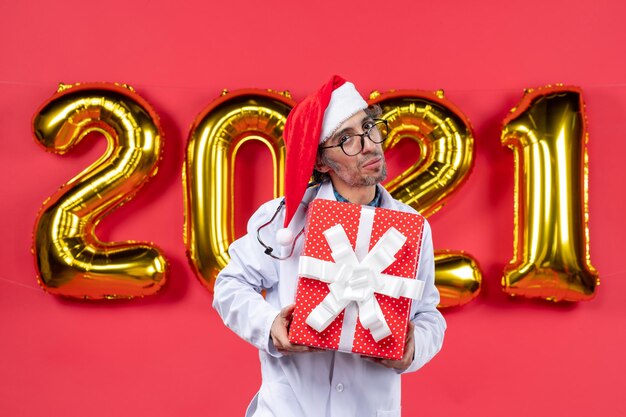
316, 110, 387, 188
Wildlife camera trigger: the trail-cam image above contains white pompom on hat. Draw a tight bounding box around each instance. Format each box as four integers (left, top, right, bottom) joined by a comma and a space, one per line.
276, 75, 368, 246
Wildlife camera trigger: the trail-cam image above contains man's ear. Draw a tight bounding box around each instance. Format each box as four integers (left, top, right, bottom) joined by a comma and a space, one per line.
314, 153, 331, 173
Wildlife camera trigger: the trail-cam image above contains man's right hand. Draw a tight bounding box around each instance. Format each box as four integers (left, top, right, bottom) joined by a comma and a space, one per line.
270, 304, 313, 354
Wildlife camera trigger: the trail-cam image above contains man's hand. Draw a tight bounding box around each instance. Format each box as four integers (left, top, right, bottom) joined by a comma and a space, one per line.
270, 304, 314, 355
363, 321, 415, 372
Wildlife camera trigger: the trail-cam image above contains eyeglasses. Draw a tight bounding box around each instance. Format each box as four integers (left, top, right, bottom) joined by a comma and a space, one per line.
319, 119, 389, 156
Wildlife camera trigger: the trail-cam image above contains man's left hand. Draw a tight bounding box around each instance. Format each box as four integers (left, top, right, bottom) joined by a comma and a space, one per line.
363, 321, 415, 372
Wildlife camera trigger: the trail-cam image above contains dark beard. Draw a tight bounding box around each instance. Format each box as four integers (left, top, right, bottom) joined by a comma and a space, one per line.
322, 152, 387, 187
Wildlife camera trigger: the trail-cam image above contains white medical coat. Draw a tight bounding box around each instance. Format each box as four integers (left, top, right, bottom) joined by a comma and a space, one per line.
213, 181, 446, 417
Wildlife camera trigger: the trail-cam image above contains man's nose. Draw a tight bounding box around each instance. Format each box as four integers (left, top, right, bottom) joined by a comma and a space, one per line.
361, 135, 377, 153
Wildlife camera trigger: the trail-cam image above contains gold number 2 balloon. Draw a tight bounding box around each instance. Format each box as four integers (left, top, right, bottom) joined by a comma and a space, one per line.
370, 90, 481, 307
501, 86, 599, 301
184, 89, 294, 290
32, 83, 168, 299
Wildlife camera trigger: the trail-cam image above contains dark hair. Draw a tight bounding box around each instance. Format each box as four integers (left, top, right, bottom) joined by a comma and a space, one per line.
311, 104, 383, 184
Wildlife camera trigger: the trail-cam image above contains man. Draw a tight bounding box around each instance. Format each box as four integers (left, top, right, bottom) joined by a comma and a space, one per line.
213, 76, 446, 417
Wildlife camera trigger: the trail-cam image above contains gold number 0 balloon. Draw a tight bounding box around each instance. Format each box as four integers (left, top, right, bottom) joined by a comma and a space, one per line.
184, 89, 294, 290
501, 86, 599, 301
32, 83, 168, 299
370, 90, 481, 307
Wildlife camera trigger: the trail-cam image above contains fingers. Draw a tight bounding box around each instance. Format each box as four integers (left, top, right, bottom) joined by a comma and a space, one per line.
360, 355, 383, 364
379, 348, 412, 370
362, 354, 405, 369
280, 304, 296, 320
407, 320, 415, 332
405, 321, 415, 345
363, 320, 416, 371
271, 330, 309, 353
270, 305, 312, 354
362, 353, 409, 370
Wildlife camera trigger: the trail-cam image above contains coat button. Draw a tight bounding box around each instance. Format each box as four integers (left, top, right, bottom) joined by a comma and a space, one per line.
336, 383, 344, 392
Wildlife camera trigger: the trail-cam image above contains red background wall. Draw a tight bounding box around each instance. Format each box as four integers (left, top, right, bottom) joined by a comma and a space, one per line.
1, 1, 624, 416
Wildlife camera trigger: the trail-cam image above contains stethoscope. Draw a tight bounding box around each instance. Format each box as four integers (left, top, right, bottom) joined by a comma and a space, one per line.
256, 198, 306, 260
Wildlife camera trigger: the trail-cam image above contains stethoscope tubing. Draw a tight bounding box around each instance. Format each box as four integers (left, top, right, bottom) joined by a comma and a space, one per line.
256, 198, 305, 260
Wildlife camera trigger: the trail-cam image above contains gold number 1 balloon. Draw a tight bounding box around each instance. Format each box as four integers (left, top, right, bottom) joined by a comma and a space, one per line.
32, 83, 168, 299
501, 86, 599, 301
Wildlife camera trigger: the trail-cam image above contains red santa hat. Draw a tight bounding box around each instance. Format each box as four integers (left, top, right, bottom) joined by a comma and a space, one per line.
277, 75, 367, 245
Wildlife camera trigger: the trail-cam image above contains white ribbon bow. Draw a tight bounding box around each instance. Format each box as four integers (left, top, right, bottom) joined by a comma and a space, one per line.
298, 224, 425, 342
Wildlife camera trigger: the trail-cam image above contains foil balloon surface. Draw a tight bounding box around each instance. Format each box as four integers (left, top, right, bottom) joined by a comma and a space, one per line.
370, 90, 480, 307
184, 89, 294, 291
434, 250, 482, 307
501, 86, 599, 301
32, 83, 168, 299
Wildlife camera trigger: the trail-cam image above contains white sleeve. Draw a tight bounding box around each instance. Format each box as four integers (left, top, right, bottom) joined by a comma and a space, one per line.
401, 219, 446, 374
212, 200, 283, 356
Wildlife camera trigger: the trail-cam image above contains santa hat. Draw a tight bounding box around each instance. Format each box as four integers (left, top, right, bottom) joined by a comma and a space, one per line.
276, 75, 367, 246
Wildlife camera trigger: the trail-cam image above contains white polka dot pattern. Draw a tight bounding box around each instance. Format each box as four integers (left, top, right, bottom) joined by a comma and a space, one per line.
288, 199, 424, 360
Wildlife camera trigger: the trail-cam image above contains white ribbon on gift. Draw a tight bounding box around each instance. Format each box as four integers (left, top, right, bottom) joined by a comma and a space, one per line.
298, 223, 425, 343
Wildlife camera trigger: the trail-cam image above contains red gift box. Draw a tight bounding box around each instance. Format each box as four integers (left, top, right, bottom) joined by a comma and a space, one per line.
288, 199, 425, 360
